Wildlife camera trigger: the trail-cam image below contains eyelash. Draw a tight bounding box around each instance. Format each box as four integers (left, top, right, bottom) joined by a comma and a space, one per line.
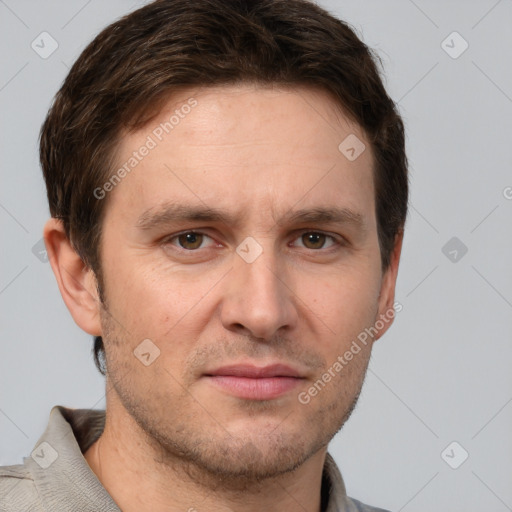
162, 230, 343, 252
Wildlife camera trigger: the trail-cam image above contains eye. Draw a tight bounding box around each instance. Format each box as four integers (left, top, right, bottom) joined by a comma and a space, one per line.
166, 231, 214, 250
293, 232, 338, 250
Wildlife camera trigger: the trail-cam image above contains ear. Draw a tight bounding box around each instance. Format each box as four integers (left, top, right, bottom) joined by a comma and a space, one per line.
43, 218, 102, 336
374, 230, 404, 341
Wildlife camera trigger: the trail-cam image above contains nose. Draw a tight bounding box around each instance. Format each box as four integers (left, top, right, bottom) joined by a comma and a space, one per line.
220, 245, 298, 341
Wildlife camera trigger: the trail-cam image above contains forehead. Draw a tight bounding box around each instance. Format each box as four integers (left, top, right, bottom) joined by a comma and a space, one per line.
105, 84, 375, 226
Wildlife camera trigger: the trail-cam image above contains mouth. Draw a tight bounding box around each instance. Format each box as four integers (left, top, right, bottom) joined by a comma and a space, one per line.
203, 363, 305, 400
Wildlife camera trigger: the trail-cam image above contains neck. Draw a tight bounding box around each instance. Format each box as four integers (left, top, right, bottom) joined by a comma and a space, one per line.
84, 398, 326, 512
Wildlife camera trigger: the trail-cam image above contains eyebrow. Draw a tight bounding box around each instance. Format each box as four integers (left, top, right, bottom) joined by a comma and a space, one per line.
136, 203, 365, 232
283, 207, 364, 229
136, 204, 239, 231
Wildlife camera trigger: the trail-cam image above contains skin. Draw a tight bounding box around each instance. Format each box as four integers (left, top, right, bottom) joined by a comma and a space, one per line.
44, 84, 402, 512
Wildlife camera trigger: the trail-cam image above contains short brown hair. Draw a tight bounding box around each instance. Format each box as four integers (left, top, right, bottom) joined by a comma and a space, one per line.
40, 0, 408, 375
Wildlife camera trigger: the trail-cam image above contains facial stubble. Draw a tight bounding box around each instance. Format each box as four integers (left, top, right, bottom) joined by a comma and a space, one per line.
98, 302, 371, 492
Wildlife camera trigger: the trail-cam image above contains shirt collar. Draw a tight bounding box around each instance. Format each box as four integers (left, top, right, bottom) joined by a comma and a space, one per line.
27, 405, 120, 511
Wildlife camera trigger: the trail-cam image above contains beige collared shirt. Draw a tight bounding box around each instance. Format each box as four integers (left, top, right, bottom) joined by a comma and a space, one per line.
0, 406, 390, 511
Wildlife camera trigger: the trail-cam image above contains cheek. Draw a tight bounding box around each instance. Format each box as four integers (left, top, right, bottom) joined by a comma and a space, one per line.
300, 263, 381, 334
104, 256, 224, 342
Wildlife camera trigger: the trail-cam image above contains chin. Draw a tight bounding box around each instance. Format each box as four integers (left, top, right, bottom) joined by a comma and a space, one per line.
183, 433, 314, 483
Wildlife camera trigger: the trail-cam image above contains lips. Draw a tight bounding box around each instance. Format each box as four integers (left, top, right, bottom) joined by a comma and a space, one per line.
206, 364, 303, 378
203, 363, 305, 400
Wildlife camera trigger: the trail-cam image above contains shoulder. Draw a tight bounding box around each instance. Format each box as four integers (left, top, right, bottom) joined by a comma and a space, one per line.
0, 461, 44, 511
346, 496, 392, 512
323, 452, 391, 512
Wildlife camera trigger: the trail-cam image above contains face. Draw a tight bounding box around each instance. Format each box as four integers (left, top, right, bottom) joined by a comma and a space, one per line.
96, 84, 398, 481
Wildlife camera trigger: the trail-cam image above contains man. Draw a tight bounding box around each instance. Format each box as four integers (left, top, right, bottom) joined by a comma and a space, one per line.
0, 0, 407, 510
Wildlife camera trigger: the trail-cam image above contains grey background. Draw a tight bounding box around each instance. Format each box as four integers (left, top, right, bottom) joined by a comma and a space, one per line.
1, 1, 511, 510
